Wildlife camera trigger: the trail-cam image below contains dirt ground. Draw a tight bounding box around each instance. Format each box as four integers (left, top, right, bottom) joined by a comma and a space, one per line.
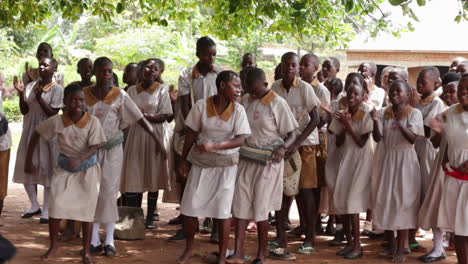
0, 184, 458, 264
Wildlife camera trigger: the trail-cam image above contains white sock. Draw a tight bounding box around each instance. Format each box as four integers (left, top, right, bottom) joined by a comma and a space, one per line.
92, 223, 101, 247
336, 223, 343, 231
24, 184, 40, 212
105, 222, 115, 247
41, 187, 50, 219
428, 230, 445, 257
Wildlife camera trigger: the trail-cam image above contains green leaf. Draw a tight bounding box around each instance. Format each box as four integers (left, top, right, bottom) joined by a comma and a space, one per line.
455, 14, 462, 23
388, 0, 406, 6
345, 0, 354, 12
116, 2, 124, 14
416, 0, 426, 6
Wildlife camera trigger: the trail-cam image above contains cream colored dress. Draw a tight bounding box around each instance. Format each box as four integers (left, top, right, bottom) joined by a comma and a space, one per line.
35, 113, 106, 222
233, 91, 298, 222
372, 107, 424, 230
415, 94, 447, 201
180, 97, 251, 219
437, 104, 468, 236
84, 86, 144, 224
121, 83, 172, 193
329, 107, 374, 214
13, 81, 63, 186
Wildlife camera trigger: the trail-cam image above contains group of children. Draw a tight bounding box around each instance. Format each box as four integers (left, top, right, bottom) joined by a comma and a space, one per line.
0, 38, 467, 264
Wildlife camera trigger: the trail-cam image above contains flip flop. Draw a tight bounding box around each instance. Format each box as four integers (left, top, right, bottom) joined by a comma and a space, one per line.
297, 245, 315, 255
269, 247, 296, 261
410, 243, 428, 252
267, 241, 281, 249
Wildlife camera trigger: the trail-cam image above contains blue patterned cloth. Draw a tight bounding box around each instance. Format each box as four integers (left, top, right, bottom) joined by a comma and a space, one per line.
58, 153, 98, 173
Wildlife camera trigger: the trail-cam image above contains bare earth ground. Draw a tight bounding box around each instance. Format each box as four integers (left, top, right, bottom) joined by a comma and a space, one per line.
0, 123, 459, 264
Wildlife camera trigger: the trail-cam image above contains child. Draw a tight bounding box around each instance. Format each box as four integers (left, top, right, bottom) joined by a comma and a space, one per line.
241, 53, 256, 69
22, 42, 64, 87
177, 71, 251, 264
321, 57, 340, 82
120, 58, 172, 229
324, 77, 344, 101
436, 74, 468, 264
84, 57, 165, 257
270, 52, 321, 258
12, 57, 63, 223
170, 36, 222, 242
441, 81, 459, 107
329, 83, 374, 259
123, 62, 138, 91
358, 62, 386, 110
0, 91, 11, 216
70, 58, 94, 88
456, 61, 468, 76
440, 72, 461, 103
450, 57, 466, 72
228, 67, 298, 264
24, 84, 107, 264
411, 66, 447, 252
372, 80, 424, 263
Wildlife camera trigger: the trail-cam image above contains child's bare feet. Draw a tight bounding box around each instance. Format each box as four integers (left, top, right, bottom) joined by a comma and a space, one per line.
392, 252, 406, 263
225, 256, 244, 264
178, 249, 193, 264
82, 254, 94, 264
378, 247, 393, 258
40, 247, 59, 260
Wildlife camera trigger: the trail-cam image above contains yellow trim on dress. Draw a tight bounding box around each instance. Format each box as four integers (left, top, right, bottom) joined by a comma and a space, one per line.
248, 90, 278, 105
384, 106, 414, 120
136, 82, 160, 94
62, 112, 91, 128
35, 81, 57, 93
206, 96, 235, 121
191, 64, 217, 79
83, 84, 121, 106
420, 93, 437, 105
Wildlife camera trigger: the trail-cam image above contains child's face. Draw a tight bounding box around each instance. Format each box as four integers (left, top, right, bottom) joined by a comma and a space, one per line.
345, 75, 362, 93
299, 57, 317, 80
66, 91, 85, 115
381, 70, 391, 90
94, 62, 113, 86
142, 60, 161, 82
442, 83, 458, 106
222, 76, 242, 102
358, 63, 372, 79
38, 58, 56, 79
282, 56, 299, 82
322, 60, 338, 80
456, 64, 467, 76
242, 55, 255, 69
198, 45, 217, 67
78, 60, 93, 81
387, 71, 405, 88
123, 65, 138, 85
245, 79, 267, 97
346, 84, 364, 108
389, 82, 408, 106
416, 71, 437, 96
458, 78, 468, 107
317, 70, 324, 83
36, 44, 52, 61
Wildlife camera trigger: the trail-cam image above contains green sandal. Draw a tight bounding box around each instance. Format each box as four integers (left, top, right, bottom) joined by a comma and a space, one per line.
297, 245, 315, 255
269, 247, 296, 261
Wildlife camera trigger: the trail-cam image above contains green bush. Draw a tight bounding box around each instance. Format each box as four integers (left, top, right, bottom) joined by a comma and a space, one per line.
2, 97, 22, 122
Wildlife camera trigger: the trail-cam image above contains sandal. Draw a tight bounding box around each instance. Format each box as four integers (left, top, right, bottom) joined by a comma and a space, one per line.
251, 258, 263, 264
297, 245, 315, 255
269, 247, 296, 261
267, 241, 281, 249
410, 243, 428, 252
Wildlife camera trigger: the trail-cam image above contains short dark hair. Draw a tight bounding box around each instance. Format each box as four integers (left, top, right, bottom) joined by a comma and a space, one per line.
345, 72, 366, 93
245, 68, 266, 86
442, 72, 461, 86
328, 57, 341, 70
41, 57, 58, 71
325, 77, 343, 96
196, 36, 216, 55
94, 57, 113, 71
216, 70, 239, 89
64, 83, 83, 103
77, 58, 92, 68
142, 58, 165, 83
390, 79, 412, 94
420, 66, 441, 79
37, 42, 53, 58
361, 62, 377, 76
281, 52, 298, 63
302, 53, 320, 67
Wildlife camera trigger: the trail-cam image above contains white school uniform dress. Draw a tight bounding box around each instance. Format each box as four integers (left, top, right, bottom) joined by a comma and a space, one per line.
328, 107, 374, 214
367, 85, 386, 111
414, 93, 447, 201
121, 82, 173, 193
22, 69, 64, 88
35, 113, 106, 222
180, 97, 251, 219
373, 106, 424, 230
83, 86, 143, 224
13, 81, 63, 187
233, 91, 298, 222
437, 104, 468, 236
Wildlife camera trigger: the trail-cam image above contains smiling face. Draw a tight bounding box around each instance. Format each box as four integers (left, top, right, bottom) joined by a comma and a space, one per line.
346, 84, 364, 108
142, 60, 161, 82
77, 60, 93, 81
442, 82, 459, 106
197, 45, 217, 68
389, 81, 409, 106
458, 77, 468, 108
282, 56, 299, 82
221, 76, 242, 102
38, 58, 56, 79
65, 90, 85, 116
457, 63, 468, 76
94, 62, 113, 86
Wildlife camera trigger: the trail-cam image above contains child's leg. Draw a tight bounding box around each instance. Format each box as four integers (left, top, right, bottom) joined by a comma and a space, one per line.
226, 218, 248, 263
217, 218, 230, 264
455, 235, 468, 264
41, 186, 50, 220
427, 229, 445, 257
178, 215, 198, 264
294, 193, 306, 234
105, 222, 115, 246
393, 230, 408, 263
23, 184, 40, 214
299, 188, 318, 248
145, 192, 158, 229
81, 221, 93, 263
91, 223, 101, 247
125, 192, 140, 207
344, 214, 363, 258
338, 215, 353, 255
256, 220, 269, 261
41, 218, 61, 259
273, 195, 291, 247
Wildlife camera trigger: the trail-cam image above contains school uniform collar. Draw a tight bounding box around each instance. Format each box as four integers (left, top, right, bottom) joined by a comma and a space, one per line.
206, 96, 235, 121
384, 105, 413, 120
248, 90, 277, 105
349, 108, 366, 121
455, 103, 467, 113
35, 80, 57, 93
280, 76, 300, 90
310, 77, 320, 89
420, 93, 437, 105
62, 112, 91, 128
83, 84, 121, 106
191, 63, 217, 79
136, 81, 160, 94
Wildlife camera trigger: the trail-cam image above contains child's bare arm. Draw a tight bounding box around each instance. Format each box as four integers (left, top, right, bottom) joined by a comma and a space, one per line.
371, 109, 382, 142
346, 127, 370, 148
272, 131, 297, 162
13, 76, 29, 115
179, 127, 198, 179
336, 132, 345, 147
198, 134, 248, 153
24, 131, 40, 173
34, 89, 60, 117
180, 95, 191, 119
286, 107, 319, 154
143, 113, 171, 123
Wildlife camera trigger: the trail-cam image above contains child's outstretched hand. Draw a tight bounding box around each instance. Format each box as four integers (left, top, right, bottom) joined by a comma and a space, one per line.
178, 160, 190, 180
24, 162, 36, 174
334, 111, 351, 128
409, 87, 420, 107
430, 117, 444, 134
271, 146, 286, 163
370, 108, 379, 121
169, 85, 178, 103
13, 76, 25, 93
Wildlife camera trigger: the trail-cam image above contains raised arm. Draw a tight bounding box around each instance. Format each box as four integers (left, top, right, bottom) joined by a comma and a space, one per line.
13, 76, 29, 115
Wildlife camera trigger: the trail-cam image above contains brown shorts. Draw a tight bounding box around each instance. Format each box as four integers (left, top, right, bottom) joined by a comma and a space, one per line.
299, 146, 319, 189
0, 149, 10, 200
316, 132, 328, 187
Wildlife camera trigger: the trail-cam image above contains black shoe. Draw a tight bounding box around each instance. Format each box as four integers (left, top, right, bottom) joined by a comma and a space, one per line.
420, 254, 446, 263
104, 245, 117, 257
168, 229, 186, 242
21, 209, 41, 219
39, 218, 49, 224
145, 221, 157, 230
329, 230, 345, 246
80, 244, 103, 256
168, 215, 182, 225
344, 250, 363, 259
